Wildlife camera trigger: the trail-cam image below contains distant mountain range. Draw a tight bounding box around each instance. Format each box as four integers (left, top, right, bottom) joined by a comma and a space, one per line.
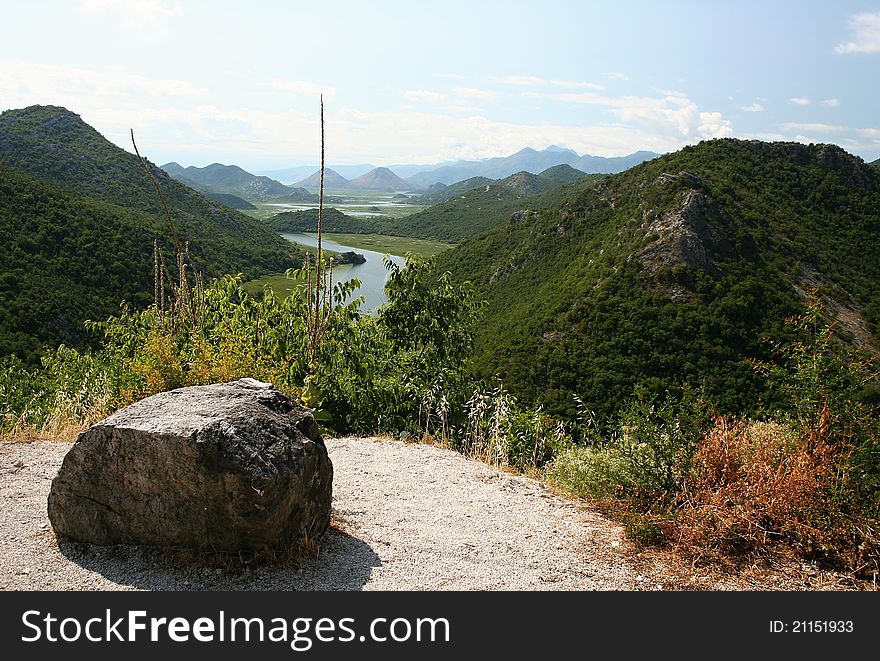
404, 163, 587, 207
292, 166, 424, 192
260, 146, 662, 190
259, 164, 377, 183
405, 146, 661, 186
160, 162, 317, 203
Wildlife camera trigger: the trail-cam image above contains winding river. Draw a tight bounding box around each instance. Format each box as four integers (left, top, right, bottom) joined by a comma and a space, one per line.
280, 233, 405, 314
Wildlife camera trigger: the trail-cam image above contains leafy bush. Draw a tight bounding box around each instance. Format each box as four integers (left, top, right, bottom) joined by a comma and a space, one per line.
454, 385, 569, 469
0, 255, 487, 441
546, 389, 710, 505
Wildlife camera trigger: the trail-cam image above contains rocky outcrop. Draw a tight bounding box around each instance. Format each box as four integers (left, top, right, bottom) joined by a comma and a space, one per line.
636, 174, 732, 277
510, 209, 538, 224
47, 378, 332, 551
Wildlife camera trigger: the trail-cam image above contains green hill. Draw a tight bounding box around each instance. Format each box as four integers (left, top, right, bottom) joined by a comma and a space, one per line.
404, 165, 587, 208
203, 192, 257, 209
160, 161, 315, 202
389, 168, 600, 242
401, 177, 494, 206
436, 139, 880, 421
0, 105, 304, 361
263, 167, 596, 243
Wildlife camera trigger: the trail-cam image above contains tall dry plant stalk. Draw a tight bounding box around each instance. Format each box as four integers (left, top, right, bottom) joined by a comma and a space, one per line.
305, 95, 333, 364
131, 130, 204, 330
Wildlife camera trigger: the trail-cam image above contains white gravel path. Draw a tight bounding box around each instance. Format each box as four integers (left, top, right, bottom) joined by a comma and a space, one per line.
0, 437, 775, 591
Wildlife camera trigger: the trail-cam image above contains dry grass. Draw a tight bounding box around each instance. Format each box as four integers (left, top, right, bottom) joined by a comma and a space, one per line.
663, 411, 878, 581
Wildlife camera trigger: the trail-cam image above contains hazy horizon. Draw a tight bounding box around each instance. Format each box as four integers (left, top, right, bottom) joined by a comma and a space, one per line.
2, 1, 879, 170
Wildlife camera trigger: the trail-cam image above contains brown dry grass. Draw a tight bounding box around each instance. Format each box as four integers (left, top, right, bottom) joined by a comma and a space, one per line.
661, 410, 877, 581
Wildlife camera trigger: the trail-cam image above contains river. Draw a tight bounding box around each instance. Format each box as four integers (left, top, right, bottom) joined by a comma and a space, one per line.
280, 233, 405, 314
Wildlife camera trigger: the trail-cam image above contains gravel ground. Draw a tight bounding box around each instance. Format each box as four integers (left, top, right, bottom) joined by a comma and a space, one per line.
0, 437, 850, 591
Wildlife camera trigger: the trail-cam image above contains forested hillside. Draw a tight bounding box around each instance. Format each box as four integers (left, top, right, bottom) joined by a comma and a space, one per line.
0, 105, 304, 360
437, 139, 880, 420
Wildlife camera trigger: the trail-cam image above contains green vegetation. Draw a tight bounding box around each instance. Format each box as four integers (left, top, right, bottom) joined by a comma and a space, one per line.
401, 176, 494, 206
202, 192, 257, 209
0, 256, 483, 441
264, 207, 384, 234
546, 303, 879, 573
241, 271, 311, 299
389, 171, 601, 242
437, 139, 880, 424
3, 111, 878, 577
0, 105, 304, 362
322, 233, 450, 258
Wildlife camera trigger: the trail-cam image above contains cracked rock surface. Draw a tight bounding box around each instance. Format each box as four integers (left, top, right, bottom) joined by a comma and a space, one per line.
46, 379, 332, 551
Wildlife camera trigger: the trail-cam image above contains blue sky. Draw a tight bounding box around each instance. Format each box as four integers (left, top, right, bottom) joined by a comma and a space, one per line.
1, 1, 879, 169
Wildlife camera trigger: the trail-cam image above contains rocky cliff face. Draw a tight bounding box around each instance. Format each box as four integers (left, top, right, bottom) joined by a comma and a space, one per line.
636, 173, 733, 281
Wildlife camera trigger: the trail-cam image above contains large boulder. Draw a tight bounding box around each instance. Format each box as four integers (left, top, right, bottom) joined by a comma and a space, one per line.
47, 378, 332, 552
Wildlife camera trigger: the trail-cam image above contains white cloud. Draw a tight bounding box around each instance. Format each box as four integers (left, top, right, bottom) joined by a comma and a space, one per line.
453, 86, 497, 102
835, 12, 880, 54
605, 72, 630, 81
781, 122, 847, 133
491, 75, 604, 90
698, 112, 733, 139
821, 98, 841, 107
541, 89, 731, 142
741, 102, 764, 112
79, 0, 179, 23
788, 97, 812, 105
260, 79, 335, 98
405, 90, 446, 103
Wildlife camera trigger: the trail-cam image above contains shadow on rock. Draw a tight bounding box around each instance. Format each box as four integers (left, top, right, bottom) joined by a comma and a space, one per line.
58, 526, 381, 591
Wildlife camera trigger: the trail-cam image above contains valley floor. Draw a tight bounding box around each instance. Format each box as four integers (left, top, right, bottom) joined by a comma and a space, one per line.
0, 437, 862, 591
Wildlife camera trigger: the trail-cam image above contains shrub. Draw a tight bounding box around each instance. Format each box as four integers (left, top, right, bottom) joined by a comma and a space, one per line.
545, 388, 710, 506
674, 416, 841, 558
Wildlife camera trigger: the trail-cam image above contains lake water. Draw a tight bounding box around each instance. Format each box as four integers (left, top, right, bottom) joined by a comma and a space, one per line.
280, 233, 405, 314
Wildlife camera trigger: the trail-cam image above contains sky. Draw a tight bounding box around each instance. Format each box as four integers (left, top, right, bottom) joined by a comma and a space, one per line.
1, 0, 879, 170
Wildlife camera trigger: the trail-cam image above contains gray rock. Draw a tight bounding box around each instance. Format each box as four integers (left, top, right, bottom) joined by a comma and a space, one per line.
47, 378, 332, 552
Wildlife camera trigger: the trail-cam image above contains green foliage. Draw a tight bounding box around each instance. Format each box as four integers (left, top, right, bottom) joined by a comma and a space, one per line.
438, 139, 880, 425
455, 385, 570, 469
546, 389, 710, 505
0, 255, 487, 440
0, 106, 304, 362
265, 207, 385, 235
758, 299, 880, 513
202, 192, 257, 209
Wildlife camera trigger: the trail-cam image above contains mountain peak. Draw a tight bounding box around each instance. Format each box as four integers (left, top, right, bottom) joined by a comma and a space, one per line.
351, 166, 417, 191
294, 168, 352, 189
543, 145, 579, 155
